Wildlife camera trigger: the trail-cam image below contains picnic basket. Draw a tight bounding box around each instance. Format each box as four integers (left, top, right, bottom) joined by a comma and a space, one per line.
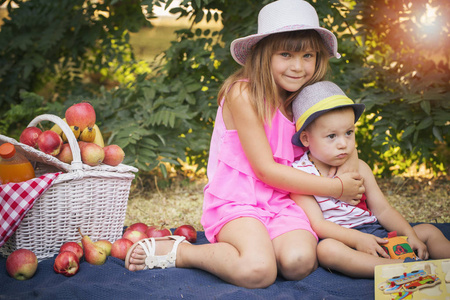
0, 114, 138, 261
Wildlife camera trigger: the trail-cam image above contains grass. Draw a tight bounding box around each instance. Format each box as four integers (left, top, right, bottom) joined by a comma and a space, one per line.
124, 175, 450, 231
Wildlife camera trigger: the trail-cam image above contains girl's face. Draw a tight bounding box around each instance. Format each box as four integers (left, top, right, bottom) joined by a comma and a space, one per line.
300, 108, 356, 168
271, 49, 316, 98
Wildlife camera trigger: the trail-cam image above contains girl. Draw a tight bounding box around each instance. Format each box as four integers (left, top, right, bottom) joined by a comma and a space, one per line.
125, 0, 364, 288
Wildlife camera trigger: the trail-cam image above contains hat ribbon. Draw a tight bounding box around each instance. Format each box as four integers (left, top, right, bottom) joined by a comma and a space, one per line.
295, 95, 354, 131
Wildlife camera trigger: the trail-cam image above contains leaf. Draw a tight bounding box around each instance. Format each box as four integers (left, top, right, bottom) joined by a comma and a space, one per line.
159, 163, 168, 178
416, 117, 433, 130
432, 126, 443, 142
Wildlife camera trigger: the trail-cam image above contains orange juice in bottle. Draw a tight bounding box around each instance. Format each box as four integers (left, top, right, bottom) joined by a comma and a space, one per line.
0, 143, 35, 184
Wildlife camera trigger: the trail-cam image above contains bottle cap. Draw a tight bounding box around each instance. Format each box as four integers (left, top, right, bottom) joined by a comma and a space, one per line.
0, 143, 16, 159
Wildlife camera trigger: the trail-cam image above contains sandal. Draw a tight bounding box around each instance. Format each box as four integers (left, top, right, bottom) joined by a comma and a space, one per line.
125, 235, 189, 270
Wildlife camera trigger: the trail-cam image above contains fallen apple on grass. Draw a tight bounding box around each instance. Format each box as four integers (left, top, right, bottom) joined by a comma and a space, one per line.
173, 225, 197, 243
126, 222, 148, 234
59, 241, 83, 261
19, 127, 42, 148
54, 251, 80, 277
6, 249, 38, 280
122, 230, 148, 244
145, 226, 172, 238
111, 238, 133, 260
37, 130, 63, 156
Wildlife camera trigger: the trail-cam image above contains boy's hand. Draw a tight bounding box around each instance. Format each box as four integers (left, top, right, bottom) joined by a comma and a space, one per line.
336, 172, 365, 205
355, 233, 390, 258
408, 236, 429, 260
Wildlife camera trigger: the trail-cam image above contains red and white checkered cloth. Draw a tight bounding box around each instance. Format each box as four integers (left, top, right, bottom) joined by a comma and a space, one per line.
0, 172, 62, 246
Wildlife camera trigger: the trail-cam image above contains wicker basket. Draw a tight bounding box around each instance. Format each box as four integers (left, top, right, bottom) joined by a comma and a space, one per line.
0, 114, 138, 261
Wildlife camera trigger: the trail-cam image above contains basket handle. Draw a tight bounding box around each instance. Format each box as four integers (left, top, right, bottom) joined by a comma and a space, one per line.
27, 114, 83, 171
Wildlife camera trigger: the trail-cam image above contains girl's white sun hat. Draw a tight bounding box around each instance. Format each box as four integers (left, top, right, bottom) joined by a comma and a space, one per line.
230, 0, 340, 66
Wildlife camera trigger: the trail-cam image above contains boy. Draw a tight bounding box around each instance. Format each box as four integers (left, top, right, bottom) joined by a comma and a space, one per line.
290, 81, 450, 278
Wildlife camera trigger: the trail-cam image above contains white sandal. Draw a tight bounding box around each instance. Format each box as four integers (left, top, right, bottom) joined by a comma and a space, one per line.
125, 235, 189, 270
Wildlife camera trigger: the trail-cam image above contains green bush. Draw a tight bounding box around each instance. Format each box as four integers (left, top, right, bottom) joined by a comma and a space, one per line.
1, 0, 448, 177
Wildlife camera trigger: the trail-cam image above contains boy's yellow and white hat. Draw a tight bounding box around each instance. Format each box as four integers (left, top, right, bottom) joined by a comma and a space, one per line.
230, 0, 340, 66
291, 81, 365, 147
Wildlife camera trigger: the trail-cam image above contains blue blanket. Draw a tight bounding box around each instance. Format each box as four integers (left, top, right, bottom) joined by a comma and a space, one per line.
1, 223, 449, 300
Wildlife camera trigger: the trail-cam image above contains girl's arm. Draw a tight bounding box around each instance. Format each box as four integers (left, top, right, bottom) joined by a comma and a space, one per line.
291, 193, 390, 258
225, 82, 364, 200
359, 160, 429, 259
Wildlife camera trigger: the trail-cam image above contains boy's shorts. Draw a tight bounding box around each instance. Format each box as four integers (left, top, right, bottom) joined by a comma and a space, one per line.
353, 221, 388, 238
319, 221, 387, 242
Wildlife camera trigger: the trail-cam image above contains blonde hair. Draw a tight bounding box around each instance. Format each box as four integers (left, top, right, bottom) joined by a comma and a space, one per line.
218, 30, 331, 123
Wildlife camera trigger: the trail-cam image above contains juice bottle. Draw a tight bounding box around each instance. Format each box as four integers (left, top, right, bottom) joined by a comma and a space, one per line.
0, 143, 35, 184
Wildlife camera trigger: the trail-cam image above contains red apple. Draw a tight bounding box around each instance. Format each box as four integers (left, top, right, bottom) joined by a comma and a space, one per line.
145, 226, 171, 238
6, 249, 38, 280
37, 130, 63, 156
173, 225, 197, 243
126, 222, 148, 234
80, 142, 104, 166
59, 241, 83, 261
54, 251, 80, 277
122, 230, 148, 244
56, 143, 73, 164
95, 240, 112, 256
103, 145, 125, 166
110, 238, 133, 260
65, 102, 96, 132
20, 127, 42, 148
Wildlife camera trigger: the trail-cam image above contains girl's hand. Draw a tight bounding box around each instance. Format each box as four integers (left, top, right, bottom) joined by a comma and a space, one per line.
355, 233, 390, 258
408, 236, 429, 260
336, 172, 365, 205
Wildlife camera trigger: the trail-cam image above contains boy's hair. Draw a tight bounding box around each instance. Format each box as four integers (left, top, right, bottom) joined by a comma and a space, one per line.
218, 30, 330, 124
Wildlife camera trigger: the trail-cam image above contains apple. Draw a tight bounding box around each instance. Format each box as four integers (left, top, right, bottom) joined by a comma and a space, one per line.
95, 240, 112, 256
19, 127, 42, 148
37, 130, 63, 156
54, 251, 80, 277
6, 249, 38, 280
80, 142, 104, 166
56, 143, 73, 164
145, 226, 171, 238
65, 102, 96, 132
111, 238, 133, 260
59, 241, 83, 261
122, 230, 148, 244
173, 225, 197, 243
126, 222, 148, 234
103, 145, 125, 166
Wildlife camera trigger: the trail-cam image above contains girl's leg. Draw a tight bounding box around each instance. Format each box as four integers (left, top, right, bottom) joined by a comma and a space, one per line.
272, 230, 318, 280
127, 217, 278, 289
413, 224, 450, 258
317, 238, 402, 278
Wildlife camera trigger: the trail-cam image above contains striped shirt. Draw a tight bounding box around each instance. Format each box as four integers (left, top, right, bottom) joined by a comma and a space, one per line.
292, 152, 377, 228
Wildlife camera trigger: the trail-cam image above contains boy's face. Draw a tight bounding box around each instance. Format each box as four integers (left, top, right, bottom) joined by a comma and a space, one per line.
300, 108, 356, 167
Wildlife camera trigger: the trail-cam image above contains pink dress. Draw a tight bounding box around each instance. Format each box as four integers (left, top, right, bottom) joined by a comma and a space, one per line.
201, 95, 317, 243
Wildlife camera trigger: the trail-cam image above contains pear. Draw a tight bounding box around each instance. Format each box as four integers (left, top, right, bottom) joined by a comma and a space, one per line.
78, 228, 107, 265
